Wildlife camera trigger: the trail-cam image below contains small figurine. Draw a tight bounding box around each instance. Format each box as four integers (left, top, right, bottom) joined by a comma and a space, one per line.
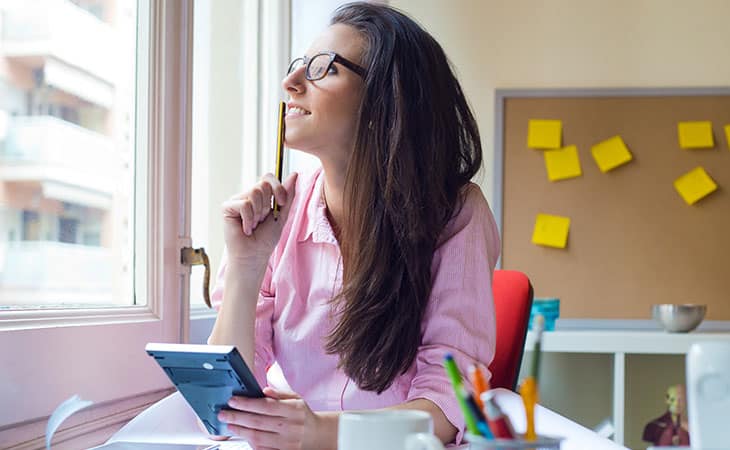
642, 384, 690, 446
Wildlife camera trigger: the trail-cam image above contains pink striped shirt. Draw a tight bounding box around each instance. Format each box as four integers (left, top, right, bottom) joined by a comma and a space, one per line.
211, 168, 500, 444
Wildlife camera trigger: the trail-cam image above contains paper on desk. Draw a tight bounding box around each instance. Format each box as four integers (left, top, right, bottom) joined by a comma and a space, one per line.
90, 392, 251, 450
46, 395, 93, 449
491, 388, 627, 450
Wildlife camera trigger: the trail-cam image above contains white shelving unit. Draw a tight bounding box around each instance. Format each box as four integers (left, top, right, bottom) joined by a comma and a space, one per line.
522, 330, 730, 447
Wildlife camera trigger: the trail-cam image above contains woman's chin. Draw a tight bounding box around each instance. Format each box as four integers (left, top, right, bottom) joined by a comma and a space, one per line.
285, 145, 319, 158
284, 135, 314, 152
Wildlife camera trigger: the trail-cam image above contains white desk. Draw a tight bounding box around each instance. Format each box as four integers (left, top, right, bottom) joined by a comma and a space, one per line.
91, 389, 625, 449
523, 330, 730, 447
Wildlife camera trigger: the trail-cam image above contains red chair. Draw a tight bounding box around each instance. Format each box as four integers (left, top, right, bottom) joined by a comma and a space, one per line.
488, 269, 534, 391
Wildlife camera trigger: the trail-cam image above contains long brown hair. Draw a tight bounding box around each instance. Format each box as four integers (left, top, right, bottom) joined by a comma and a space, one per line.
324, 2, 483, 393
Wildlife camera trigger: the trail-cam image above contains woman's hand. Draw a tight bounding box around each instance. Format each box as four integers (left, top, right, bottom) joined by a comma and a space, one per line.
218, 386, 327, 450
196, 417, 230, 442
222, 172, 298, 265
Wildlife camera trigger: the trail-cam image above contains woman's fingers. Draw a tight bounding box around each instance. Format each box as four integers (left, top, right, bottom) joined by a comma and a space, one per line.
218, 409, 287, 433
263, 386, 300, 401
224, 425, 282, 448
262, 173, 289, 207
227, 396, 294, 417
277, 173, 299, 221
196, 417, 230, 441
207, 434, 230, 441
249, 186, 264, 225
257, 182, 273, 222
222, 172, 298, 236
219, 387, 314, 450
240, 199, 255, 235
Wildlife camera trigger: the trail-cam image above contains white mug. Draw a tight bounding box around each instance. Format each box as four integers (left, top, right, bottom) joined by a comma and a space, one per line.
338, 410, 445, 450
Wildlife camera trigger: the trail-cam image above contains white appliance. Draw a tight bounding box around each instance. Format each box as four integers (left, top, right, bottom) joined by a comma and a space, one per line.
686, 341, 730, 450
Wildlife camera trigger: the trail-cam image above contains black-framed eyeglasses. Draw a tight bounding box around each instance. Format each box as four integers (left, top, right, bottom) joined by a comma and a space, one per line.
287, 51, 366, 81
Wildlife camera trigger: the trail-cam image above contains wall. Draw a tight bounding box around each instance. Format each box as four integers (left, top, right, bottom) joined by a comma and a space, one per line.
389, 0, 730, 207
388, 2, 730, 447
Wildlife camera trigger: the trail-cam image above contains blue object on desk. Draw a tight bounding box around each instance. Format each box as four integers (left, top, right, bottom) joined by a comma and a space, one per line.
145, 343, 264, 437
530, 298, 560, 331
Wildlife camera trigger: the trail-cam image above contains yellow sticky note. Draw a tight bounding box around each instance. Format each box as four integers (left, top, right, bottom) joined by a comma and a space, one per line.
724, 124, 730, 149
591, 136, 633, 173
527, 119, 562, 149
674, 167, 718, 205
678, 121, 714, 149
544, 145, 582, 181
532, 214, 570, 249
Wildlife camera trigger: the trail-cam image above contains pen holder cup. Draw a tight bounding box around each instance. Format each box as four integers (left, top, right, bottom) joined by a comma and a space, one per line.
465, 433, 563, 450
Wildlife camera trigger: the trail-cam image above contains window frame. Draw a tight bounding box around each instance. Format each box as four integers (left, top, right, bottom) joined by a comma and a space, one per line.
188, 0, 291, 328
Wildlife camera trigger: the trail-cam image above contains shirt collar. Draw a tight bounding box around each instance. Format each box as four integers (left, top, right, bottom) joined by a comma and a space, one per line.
298, 169, 339, 246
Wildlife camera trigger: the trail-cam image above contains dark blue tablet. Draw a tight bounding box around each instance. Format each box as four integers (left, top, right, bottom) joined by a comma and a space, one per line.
145, 343, 264, 436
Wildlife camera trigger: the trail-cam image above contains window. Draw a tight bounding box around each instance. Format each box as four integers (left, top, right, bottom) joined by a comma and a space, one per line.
0, 0, 192, 445
188, 0, 291, 318
21, 210, 41, 241
0, 0, 136, 309
0, 0, 293, 446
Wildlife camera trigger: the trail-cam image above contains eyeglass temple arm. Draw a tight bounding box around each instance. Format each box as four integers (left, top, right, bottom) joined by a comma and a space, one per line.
333, 54, 366, 78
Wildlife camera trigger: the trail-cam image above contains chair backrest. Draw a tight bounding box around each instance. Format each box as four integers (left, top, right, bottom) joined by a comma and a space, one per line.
488, 269, 534, 391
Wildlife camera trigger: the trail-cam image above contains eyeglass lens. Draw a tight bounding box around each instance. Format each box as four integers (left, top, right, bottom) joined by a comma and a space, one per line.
288, 54, 332, 80
306, 54, 331, 80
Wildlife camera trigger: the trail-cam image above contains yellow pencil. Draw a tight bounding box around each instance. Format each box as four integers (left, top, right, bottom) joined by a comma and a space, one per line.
273, 101, 286, 220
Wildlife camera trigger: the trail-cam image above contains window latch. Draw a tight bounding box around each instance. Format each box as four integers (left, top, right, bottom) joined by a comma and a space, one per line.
181, 247, 212, 308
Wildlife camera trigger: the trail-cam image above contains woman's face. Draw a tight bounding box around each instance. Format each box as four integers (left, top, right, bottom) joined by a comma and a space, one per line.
282, 24, 365, 165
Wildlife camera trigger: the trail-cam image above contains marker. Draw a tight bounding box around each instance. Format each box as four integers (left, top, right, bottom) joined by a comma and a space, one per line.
272, 101, 286, 220
481, 390, 517, 440
443, 354, 480, 437
462, 387, 494, 439
520, 377, 538, 441
468, 364, 490, 410
530, 314, 545, 380
522, 313, 545, 441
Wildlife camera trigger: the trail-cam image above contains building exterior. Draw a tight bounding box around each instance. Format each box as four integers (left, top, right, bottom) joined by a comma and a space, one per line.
0, 0, 135, 306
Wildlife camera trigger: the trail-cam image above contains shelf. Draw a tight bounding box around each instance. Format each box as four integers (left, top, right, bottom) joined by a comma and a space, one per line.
524, 330, 730, 354
521, 330, 730, 447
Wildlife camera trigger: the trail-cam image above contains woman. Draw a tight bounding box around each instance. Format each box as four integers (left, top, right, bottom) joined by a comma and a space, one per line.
208, 3, 500, 449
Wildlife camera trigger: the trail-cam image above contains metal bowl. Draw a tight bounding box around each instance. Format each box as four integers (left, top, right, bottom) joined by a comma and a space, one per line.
652, 304, 707, 333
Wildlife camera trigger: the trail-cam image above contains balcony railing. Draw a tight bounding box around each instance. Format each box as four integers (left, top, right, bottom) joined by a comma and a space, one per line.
0, 115, 118, 194
0, 240, 114, 305
1, 0, 117, 85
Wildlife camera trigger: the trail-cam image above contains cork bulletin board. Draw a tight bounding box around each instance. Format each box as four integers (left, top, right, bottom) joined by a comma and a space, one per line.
493, 88, 730, 320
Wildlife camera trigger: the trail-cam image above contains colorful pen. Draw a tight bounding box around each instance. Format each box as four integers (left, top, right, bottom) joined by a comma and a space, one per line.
530, 314, 545, 381
481, 390, 517, 439
462, 387, 494, 439
521, 313, 545, 441
443, 354, 480, 437
468, 364, 490, 410
272, 101, 286, 221
520, 377, 538, 441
